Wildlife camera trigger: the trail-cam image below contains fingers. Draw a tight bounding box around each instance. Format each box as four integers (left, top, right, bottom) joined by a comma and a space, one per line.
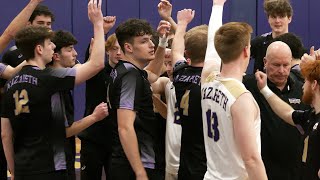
310, 46, 315, 56
103, 16, 116, 23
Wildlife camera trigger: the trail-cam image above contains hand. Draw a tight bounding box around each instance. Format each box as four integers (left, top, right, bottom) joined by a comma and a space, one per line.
92, 102, 109, 122
213, 0, 226, 6
318, 168, 320, 178
157, 20, 171, 37
88, 0, 103, 26
255, 70, 267, 90
103, 16, 116, 34
157, 0, 172, 21
177, 9, 195, 25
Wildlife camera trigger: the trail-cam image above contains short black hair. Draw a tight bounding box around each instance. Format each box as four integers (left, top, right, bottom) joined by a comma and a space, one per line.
273, 33, 305, 59
15, 26, 54, 60
115, 18, 154, 54
51, 30, 78, 53
29, 5, 55, 23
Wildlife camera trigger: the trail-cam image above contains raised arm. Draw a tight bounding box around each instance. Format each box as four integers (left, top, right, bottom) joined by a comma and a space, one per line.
74, 0, 106, 85
145, 20, 170, 83
201, 0, 225, 82
232, 94, 268, 180
255, 70, 295, 125
0, 0, 43, 53
171, 9, 194, 66
158, 0, 177, 31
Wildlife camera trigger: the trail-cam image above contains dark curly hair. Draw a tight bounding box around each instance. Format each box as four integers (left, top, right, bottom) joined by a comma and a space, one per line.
264, 0, 293, 18
15, 26, 54, 60
29, 5, 55, 23
52, 30, 78, 53
115, 18, 154, 54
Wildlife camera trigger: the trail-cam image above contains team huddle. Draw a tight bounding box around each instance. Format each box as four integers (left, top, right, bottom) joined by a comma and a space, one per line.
1, 0, 320, 180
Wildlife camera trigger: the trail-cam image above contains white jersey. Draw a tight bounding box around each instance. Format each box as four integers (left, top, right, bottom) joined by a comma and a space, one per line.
165, 81, 182, 175
201, 74, 261, 180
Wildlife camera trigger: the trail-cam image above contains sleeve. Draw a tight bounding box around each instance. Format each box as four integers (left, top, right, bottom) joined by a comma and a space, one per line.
0, 63, 7, 78
204, 4, 223, 72
115, 69, 142, 111
44, 67, 76, 93
292, 109, 313, 135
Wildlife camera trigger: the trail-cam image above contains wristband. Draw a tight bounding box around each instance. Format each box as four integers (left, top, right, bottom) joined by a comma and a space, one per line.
260, 85, 274, 99
158, 36, 168, 48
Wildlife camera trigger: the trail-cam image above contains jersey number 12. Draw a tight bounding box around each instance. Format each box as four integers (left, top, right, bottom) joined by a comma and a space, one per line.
13, 89, 30, 115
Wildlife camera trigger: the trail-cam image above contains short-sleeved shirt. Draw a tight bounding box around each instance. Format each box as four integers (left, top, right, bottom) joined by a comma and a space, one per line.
243, 74, 309, 179
108, 60, 156, 169
173, 60, 206, 178
292, 109, 320, 180
1, 65, 75, 176
251, 32, 273, 73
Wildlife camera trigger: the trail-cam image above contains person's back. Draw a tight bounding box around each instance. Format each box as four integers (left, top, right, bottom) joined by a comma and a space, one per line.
201, 15, 267, 178
202, 75, 261, 179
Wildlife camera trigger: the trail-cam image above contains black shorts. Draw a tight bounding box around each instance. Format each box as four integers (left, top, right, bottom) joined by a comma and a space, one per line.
15, 170, 67, 180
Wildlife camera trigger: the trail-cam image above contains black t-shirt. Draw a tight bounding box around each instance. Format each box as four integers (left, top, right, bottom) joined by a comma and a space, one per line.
251, 32, 273, 73
293, 109, 320, 180
173, 60, 206, 176
78, 62, 112, 147
108, 60, 156, 168
243, 74, 309, 179
1, 65, 75, 175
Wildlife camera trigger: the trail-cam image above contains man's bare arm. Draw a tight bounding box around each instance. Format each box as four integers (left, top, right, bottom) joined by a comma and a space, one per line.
0, 0, 43, 53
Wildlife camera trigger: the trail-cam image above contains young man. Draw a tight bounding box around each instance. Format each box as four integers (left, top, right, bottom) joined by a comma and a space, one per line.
256, 56, 320, 180
1, 0, 107, 179
0, 0, 44, 178
244, 41, 309, 180
251, 0, 293, 72
50, 28, 115, 180
151, 48, 181, 180
2, 4, 55, 67
108, 18, 169, 179
170, 8, 208, 180
79, 33, 123, 180
201, 1, 267, 179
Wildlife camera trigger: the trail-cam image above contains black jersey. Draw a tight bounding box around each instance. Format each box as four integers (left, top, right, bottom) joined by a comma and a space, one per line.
78, 62, 112, 147
293, 109, 320, 180
1, 65, 75, 176
108, 60, 156, 168
173, 61, 206, 179
251, 32, 273, 73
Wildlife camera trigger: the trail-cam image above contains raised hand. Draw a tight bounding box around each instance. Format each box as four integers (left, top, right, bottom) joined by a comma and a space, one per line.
157, 20, 171, 37
177, 9, 195, 25
255, 70, 268, 90
213, 0, 226, 6
103, 16, 116, 34
92, 102, 109, 122
88, 0, 103, 26
158, 0, 172, 21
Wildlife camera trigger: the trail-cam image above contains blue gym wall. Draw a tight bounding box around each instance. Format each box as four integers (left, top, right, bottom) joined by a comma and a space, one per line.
0, 0, 318, 120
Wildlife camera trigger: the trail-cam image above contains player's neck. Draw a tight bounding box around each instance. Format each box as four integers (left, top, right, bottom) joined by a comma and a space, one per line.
220, 63, 244, 81
26, 57, 46, 69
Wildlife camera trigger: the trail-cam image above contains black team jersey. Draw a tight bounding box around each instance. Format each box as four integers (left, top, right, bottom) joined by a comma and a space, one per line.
108, 60, 156, 169
173, 61, 206, 180
78, 62, 112, 147
251, 32, 273, 73
292, 109, 320, 180
1, 65, 75, 176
